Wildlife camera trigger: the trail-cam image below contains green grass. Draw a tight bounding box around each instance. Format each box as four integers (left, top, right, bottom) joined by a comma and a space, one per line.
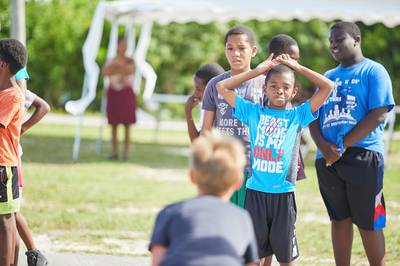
20, 123, 400, 263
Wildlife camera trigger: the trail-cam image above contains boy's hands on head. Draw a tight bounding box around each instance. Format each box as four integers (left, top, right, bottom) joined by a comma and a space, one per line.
255, 53, 278, 75
275, 54, 301, 71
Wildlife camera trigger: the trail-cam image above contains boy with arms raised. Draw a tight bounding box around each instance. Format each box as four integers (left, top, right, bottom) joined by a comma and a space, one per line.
0, 39, 27, 266
150, 131, 258, 266
201, 25, 264, 208
309, 21, 394, 266
267, 34, 308, 181
216, 54, 334, 265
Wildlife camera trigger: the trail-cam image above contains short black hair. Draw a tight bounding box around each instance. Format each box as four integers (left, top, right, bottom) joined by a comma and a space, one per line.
0, 39, 27, 75
195, 63, 224, 84
224, 25, 256, 46
265, 64, 295, 83
330, 21, 361, 39
268, 34, 298, 55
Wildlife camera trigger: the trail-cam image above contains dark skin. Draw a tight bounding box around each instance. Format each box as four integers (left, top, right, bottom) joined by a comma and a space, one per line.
309, 29, 388, 166
0, 57, 18, 266
310, 28, 388, 266
184, 76, 206, 142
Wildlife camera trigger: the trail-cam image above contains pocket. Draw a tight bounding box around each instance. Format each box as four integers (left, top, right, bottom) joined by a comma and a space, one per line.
342, 148, 373, 168
0, 167, 8, 203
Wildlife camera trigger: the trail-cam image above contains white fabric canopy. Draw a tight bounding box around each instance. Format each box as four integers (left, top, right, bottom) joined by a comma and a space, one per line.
103, 0, 400, 27
65, 0, 400, 160
66, 0, 400, 116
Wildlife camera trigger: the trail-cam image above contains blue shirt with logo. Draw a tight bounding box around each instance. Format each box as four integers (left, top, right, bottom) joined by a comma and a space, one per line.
234, 97, 317, 193
316, 59, 395, 158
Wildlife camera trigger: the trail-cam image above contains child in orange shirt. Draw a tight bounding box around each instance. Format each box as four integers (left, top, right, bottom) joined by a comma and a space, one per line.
0, 38, 27, 266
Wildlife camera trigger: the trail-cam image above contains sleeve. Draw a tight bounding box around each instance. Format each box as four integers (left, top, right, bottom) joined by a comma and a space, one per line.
243, 213, 259, 264
24, 89, 37, 110
232, 96, 257, 126
149, 207, 171, 250
0, 95, 19, 128
15, 68, 30, 81
368, 64, 395, 112
199, 108, 205, 128
295, 100, 318, 129
201, 79, 217, 112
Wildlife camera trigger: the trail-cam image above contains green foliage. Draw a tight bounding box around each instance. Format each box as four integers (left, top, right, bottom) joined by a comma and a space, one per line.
1, 1, 399, 112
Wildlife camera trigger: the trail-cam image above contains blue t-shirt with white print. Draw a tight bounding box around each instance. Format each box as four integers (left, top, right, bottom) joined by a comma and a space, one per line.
233, 97, 318, 193
316, 59, 395, 158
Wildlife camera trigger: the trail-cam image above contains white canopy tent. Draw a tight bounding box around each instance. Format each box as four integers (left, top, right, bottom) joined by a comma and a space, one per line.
65, 0, 400, 160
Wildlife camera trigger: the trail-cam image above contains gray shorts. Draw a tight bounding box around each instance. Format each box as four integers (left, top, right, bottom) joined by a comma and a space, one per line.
244, 189, 298, 262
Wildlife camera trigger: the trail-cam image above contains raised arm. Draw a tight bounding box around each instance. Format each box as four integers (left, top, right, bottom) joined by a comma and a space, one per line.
216, 54, 275, 108
102, 57, 135, 76
276, 54, 334, 113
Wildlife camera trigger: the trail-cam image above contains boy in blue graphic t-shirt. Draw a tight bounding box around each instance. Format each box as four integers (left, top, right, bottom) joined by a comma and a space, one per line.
309, 21, 394, 266
217, 54, 334, 265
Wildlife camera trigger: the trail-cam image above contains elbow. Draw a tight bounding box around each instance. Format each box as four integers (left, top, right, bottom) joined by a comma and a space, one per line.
377, 112, 387, 124
39, 101, 51, 115
329, 80, 335, 90
43, 102, 51, 114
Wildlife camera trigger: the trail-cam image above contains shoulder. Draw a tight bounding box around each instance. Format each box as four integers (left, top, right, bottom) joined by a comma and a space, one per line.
207, 72, 230, 87
363, 58, 389, 75
1, 87, 23, 104
324, 65, 341, 78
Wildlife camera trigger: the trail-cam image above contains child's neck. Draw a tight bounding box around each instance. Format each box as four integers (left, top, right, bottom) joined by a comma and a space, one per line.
197, 190, 232, 202
268, 101, 292, 110
340, 52, 364, 67
230, 66, 251, 76
0, 76, 13, 91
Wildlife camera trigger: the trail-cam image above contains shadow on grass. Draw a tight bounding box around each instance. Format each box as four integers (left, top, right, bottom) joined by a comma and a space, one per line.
21, 134, 189, 169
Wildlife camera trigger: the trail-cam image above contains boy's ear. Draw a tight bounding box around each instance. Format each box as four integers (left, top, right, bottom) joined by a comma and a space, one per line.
189, 168, 197, 185
251, 46, 258, 57
292, 85, 299, 98
354, 35, 361, 46
262, 83, 268, 92
232, 173, 244, 191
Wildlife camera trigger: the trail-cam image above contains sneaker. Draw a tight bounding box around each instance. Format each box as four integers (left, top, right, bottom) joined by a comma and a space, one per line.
26, 250, 48, 266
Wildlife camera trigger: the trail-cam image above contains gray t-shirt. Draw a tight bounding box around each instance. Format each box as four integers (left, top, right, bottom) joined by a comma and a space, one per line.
202, 72, 264, 170
150, 195, 258, 266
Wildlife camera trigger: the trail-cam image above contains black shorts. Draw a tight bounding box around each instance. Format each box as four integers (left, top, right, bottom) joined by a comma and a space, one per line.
245, 189, 298, 262
316, 147, 386, 230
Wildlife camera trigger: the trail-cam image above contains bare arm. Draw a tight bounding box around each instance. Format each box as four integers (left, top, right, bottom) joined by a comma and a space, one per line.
21, 95, 50, 135
184, 96, 200, 142
343, 107, 388, 148
102, 58, 135, 76
150, 245, 167, 266
216, 54, 275, 108
200, 110, 215, 135
309, 118, 341, 166
276, 54, 334, 113
245, 263, 258, 266
216, 69, 258, 108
